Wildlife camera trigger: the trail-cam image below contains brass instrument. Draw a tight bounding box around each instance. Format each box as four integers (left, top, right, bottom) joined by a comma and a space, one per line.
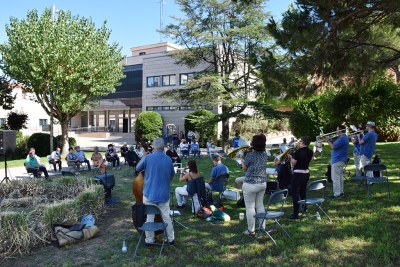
278, 142, 299, 163
227, 145, 253, 164
347, 130, 366, 139
319, 131, 340, 141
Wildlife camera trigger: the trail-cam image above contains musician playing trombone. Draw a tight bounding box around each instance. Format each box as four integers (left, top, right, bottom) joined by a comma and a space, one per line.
327, 125, 349, 199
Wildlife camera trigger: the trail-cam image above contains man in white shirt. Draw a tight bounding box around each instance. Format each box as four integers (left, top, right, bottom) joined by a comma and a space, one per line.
49, 147, 62, 171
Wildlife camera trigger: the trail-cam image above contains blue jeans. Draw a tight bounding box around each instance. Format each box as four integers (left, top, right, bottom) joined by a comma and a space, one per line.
192, 148, 200, 157
181, 149, 189, 157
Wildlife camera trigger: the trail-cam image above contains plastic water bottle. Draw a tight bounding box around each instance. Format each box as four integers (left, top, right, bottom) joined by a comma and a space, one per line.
316, 212, 321, 221
122, 239, 127, 253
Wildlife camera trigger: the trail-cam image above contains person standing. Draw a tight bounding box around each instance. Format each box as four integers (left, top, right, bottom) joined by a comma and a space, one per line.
351, 124, 364, 177
232, 133, 241, 148
49, 147, 62, 172
358, 121, 378, 178
240, 135, 268, 235
288, 136, 313, 219
327, 125, 349, 199
136, 138, 176, 245
172, 132, 179, 149
187, 130, 194, 145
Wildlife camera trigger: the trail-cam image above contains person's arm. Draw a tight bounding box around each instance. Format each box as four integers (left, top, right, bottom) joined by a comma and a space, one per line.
290, 154, 297, 167
358, 133, 368, 145
179, 172, 189, 182
208, 177, 214, 184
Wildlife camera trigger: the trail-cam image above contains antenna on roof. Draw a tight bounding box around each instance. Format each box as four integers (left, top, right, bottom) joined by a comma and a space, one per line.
158, 0, 166, 43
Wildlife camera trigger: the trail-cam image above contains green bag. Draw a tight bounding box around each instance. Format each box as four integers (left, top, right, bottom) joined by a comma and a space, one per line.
212, 209, 230, 222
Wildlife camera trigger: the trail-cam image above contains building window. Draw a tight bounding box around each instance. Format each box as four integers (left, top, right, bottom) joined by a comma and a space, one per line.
162, 75, 176, 86
146, 106, 153, 111
0, 118, 5, 125
147, 76, 161, 87
39, 119, 47, 126
180, 73, 195, 85
139, 52, 146, 56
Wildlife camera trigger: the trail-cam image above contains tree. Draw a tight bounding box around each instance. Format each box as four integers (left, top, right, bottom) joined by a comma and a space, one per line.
184, 109, 217, 147
0, 8, 124, 153
4, 109, 29, 131
135, 111, 163, 141
0, 74, 16, 110
157, 0, 273, 150
267, 0, 400, 86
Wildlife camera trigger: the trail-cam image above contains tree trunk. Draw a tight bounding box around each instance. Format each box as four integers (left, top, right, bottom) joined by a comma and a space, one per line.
221, 106, 230, 152
60, 120, 69, 155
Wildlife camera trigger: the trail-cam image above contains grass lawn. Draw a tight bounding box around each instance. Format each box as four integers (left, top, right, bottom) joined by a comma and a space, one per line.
2, 142, 400, 267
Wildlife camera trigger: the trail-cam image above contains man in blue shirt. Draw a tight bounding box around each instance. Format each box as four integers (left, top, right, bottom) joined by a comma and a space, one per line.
205, 154, 229, 191
327, 125, 349, 198
351, 125, 363, 177
190, 138, 200, 157
136, 138, 176, 245
232, 133, 241, 148
358, 121, 378, 177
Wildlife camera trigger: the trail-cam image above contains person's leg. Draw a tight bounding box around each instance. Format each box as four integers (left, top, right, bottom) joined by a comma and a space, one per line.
57, 160, 62, 171
49, 159, 56, 171
242, 182, 257, 232
205, 183, 212, 190
156, 200, 175, 243
235, 176, 245, 189
112, 159, 116, 167
116, 156, 120, 167
28, 168, 38, 178
254, 183, 266, 229
331, 162, 344, 196
39, 166, 49, 178
361, 155, 371, 177
354, 152, 361, 176
142, 196, 156, 243
299, 173, 310, 211
291, 173, 301, 217
84, 159, 91, 170
175, 187, 187, 206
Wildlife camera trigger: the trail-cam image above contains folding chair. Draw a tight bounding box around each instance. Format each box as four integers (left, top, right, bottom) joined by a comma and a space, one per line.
133, 204, 169, 259
254, 189, 290, 246
298, 179, 332, 227
363, 164, 390, 199
47, 155, 55, 172
187, 176, 207, 214
211, 173, 229, 200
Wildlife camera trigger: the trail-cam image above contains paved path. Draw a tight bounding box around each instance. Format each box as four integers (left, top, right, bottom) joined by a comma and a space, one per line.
2, 133, 293, 181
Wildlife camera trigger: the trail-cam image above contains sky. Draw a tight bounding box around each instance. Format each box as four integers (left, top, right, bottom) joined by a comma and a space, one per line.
0, 0, 294, 57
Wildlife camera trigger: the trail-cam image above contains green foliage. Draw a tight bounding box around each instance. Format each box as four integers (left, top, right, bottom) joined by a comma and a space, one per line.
158, 0, 274, 149
268, 0, 400, 84
135, 111, 163, 141
55, 135, 76, 150
3, 109, 29, 131
0, 7, 124, 152
14, 132, 30, 159
184, 109, 217, 147
27, 133, 57, 157
0, 74, 16, 110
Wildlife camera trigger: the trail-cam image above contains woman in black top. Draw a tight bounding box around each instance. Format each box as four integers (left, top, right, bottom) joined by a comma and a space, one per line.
166, 144, 181, 164
288, 136, 313, 219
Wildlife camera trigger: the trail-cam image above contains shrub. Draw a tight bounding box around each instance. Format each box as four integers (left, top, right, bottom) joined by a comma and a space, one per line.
14, 132, 30, 159
55, 135, 77, 150
27, 133, 57, 157
135, 111, 163, 141
184, 109, 217, 147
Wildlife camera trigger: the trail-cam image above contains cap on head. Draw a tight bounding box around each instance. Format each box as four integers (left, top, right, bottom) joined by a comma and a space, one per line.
366, 121, 376, 127
123, 142, 127, 145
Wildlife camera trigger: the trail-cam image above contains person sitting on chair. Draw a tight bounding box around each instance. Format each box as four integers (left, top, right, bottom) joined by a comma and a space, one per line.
126, 145, 140, 174
91, 146, 105, 174
106, 144, 121, 170
205, 154, 229, 191
206, 138, 213, 153
191, 138, 200, 158
74, 146, 91, 171
166, 144, 181, 164
25, 149, 50, 179
175, 160, 202, 212
49, 147, 62, 172
120, 142, 129, 165
209, 143, 220, 159
180, 139, 189, 158
67, 147, 81, 174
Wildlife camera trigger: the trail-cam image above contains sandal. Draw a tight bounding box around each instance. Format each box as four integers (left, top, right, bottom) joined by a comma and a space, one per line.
242, 230, 255, 237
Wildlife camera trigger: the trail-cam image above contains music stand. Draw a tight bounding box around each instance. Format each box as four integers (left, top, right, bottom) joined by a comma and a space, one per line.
1, 153, 10, 183
170, 171, 188, 229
